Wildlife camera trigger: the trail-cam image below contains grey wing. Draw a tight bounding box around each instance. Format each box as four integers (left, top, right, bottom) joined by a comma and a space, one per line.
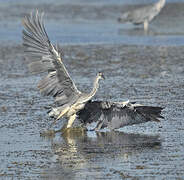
22, 11, 81, 105
77, 101, 164, 130
124, 4, 157, 24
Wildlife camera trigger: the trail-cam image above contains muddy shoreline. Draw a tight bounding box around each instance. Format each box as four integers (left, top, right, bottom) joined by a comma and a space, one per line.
1, 43, 184, 179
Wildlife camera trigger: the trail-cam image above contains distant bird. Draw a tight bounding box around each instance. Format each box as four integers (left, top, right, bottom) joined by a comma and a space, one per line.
22, 11, 164, 132
22, 11, 105, 129
118, 0, 166, 31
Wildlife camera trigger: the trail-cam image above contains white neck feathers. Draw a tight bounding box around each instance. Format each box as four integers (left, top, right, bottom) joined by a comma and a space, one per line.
90, 75, 100, 98
156, 0, 165, 10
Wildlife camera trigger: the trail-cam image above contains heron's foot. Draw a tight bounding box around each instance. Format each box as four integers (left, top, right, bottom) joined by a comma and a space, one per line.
40, 129, 56, 137
143, 20, 149, 32
79, 123, 87, 130
61, 126, 87, 135
61, 127, 72, 135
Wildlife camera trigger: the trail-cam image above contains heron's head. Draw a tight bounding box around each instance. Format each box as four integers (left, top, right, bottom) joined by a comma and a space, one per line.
97, 72, 105, 80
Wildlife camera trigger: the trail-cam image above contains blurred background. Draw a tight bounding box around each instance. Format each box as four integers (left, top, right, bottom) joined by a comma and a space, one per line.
1, 0, 184, 45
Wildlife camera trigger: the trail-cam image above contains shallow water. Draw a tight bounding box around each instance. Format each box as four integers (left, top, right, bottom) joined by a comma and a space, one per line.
0, 0, 184, 179
1, 44, 184, 179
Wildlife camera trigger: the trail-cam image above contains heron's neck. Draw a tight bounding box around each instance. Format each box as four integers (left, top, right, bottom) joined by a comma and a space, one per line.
156, 0, 165, 9
89, 76, 100, 98
78, 76, 100, 104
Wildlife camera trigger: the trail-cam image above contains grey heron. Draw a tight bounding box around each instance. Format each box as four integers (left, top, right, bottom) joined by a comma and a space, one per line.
22, 11, 105, 129
22, 11, 164, 132
118, 0, 166, 31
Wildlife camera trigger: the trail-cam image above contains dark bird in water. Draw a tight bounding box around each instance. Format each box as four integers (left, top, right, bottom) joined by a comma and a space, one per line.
118, 0, 166, 31
22, 11, 164, 132
77, 100, 164, 131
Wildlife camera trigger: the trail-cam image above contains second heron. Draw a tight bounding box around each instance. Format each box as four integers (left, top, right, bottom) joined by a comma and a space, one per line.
118, 0, 166, 31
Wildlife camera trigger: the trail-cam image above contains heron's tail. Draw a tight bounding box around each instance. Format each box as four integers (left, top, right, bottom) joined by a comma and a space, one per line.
46, 105, 68, 119
118, 12, 129, 23
45, 106, 60, 118
135, 106, 164, 122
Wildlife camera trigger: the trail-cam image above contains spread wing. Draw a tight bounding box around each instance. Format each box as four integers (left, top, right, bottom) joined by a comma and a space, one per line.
22, 11, 81, 105
77, 100, 164, 130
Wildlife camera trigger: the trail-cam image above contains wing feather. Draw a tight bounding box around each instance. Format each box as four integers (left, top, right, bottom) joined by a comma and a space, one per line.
77, 101, 164, 130
22, 10, 81, 105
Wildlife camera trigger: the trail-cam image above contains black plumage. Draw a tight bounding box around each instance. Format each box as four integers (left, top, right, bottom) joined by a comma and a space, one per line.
77, 101, 164, 130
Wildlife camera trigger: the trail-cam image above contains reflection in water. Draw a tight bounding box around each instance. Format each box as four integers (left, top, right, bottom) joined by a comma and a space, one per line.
118, 27, 156, 36
118, 27, 184, 37
42, 129, 161, 179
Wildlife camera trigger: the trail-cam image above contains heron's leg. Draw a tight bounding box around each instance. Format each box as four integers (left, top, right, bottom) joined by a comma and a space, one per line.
49, 107, 69, 128
94, 121, 103, 131
66, 114, 77, 128
143, 20, 149, 31
56, 106, 70, 120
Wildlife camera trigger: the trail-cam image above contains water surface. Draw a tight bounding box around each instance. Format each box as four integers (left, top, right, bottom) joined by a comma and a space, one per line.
0, 0, 184, 179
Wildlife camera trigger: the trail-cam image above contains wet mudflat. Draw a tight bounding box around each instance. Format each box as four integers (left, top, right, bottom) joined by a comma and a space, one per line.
1, 44, 184, 179
0, 0, 184, 179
